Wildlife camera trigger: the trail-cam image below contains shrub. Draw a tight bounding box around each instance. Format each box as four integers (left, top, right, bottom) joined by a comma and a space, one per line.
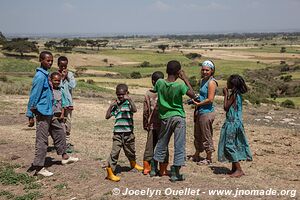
86, 79, 95, 84
0, 75, 8, 82
280, 75, 292, 82
280, 99, 295, 109
130, 71, 142, 79
140, 61, 150, 68
185, 53, 202, 60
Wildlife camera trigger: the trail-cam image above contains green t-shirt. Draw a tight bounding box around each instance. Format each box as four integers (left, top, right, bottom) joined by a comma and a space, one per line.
154, 79, 189, 119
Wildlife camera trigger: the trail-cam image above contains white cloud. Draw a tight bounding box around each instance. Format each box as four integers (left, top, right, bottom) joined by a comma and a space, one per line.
62, 1, 75, 12
152, 1, 172, 11
183, 2, 229, 11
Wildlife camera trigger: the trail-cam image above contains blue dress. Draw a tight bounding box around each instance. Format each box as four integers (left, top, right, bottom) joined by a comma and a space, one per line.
218, 93, 253, 162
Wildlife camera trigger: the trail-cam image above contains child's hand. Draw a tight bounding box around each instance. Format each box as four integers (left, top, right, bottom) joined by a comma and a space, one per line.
110, 100, 118, 107
124, 94, 131, 100
223, 87, 228, 96
30, 107, 38, 115
28, 117, 35, 127
178, 70, 187, 80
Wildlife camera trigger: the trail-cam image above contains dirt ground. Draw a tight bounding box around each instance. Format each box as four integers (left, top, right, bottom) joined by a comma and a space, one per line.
0, 94, 299, 200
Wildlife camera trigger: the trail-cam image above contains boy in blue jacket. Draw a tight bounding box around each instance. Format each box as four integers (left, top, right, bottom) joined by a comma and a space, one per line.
27, 51, 78, 177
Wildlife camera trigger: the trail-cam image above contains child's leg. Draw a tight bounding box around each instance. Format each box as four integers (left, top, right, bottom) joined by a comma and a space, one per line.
32, 115, 51, 169
229, 162, 244, 178
123, 132, 143, 171
49, 119, 67, 157
64, 109, 72, 144
108, 133, 123, 172
143, 130, 154, 161
153, 118, 173, 164
173, 116, 186, 167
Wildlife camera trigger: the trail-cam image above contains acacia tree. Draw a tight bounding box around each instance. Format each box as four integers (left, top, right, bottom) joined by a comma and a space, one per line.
158, 44, 169, 53
0, 31, 6, 45
2, 38, 38, 56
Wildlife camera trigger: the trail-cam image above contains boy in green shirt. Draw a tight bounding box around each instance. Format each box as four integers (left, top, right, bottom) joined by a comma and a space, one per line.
151, 60, 195, 182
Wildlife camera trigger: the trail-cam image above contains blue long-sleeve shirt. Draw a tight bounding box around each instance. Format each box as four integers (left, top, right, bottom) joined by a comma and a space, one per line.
26, 67, 53, 118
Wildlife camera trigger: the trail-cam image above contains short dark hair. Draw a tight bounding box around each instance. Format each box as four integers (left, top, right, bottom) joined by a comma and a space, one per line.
39, 51, 52, 61
166, 60, 181, 75
151, 71, 164, 83
50, 71, 61, 79
116, 83, 128, 92
58, 56, 68, 65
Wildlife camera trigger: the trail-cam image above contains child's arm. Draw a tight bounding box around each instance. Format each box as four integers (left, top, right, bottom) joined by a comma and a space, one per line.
26, 76, 45, 118
178, 70, 196, 99
124, 95, 137, 113
223, 87, 235, 112
105, 100, 117, 119
192, 80, 217, 107
143, 95, 150, 131
60, 108, 65, 120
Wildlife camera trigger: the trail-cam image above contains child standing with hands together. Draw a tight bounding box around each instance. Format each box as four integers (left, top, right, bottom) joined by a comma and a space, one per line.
218, 74, 252, 178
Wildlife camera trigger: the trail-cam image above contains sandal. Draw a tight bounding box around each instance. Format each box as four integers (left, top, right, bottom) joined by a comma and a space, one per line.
196, 159, 212, 165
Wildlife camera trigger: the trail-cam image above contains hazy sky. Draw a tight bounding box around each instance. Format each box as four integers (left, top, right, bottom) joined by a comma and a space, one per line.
1, 0, 300, 35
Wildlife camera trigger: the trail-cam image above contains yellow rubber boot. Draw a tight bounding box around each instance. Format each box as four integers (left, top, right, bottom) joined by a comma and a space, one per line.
106, 167, 120, 182
130, 161, 143, 171
143, 161, 151, 175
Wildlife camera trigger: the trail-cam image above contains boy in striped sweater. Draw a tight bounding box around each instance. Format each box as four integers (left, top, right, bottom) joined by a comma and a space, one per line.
105, 84, 143, 181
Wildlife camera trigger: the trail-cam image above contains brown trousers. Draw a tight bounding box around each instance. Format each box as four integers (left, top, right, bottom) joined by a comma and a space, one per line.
33, 115, 67, 167
194, 112, 216, 153
107, 132, 136, 172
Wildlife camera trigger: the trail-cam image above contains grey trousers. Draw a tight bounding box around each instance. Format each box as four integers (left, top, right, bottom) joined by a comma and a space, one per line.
143, 129, 169, 162
194, 112, 215, 153
64, 109, 72, 143
107, 132, 136, 172
33, 115, 67, 167
154, 116, 186, 166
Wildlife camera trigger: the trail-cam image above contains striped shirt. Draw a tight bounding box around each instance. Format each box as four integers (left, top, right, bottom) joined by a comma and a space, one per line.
111, 100, 134, 133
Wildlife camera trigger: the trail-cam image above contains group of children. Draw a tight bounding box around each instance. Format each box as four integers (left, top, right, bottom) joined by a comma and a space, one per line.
26, 51, 78, 177
27, 51, 252, 181
104, 60, 252, 182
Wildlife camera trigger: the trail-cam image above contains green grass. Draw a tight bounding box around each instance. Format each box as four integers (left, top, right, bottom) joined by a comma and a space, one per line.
87, 59, 268, 78
54, 183, 68, 190
14, 191, 42, 200
0, 164, 35, 186
284, 71, 300, 79
76, 81, 114, 93
100, 49, 191, 65
273, 97, 300, 107
0, 57, 37, 73
228, 46, 300, 54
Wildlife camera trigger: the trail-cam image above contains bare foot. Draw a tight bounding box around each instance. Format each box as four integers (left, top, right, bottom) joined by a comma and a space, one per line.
227, 168, 237, 175
229, 170, 245, 178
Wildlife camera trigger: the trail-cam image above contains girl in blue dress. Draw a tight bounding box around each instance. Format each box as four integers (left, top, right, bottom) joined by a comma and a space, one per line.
218, 74, 252, 178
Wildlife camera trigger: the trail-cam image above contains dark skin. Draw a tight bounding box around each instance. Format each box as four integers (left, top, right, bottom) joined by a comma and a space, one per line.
28, 54, 53, 127
105, 88, 137, 119
58, 60, 69, 81
51, 74, 65, 121
168, 69, 195, 99
223, 80, 245, 177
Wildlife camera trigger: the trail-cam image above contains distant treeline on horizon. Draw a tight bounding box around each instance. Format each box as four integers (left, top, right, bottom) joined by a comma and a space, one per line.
3, 31, 300, 40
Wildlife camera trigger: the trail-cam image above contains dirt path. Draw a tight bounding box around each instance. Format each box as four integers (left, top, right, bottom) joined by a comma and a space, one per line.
0, 95, 299, 199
